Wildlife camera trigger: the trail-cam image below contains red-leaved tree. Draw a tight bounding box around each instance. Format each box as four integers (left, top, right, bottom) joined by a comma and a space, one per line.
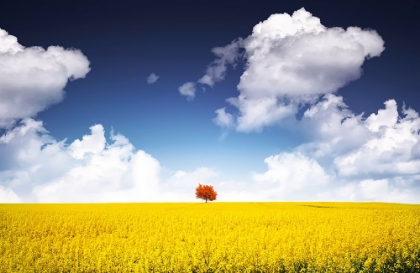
195, 184, 217, 203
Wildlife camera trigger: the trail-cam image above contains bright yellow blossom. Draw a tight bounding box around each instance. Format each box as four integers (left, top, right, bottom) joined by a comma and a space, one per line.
0, 202, 419, 272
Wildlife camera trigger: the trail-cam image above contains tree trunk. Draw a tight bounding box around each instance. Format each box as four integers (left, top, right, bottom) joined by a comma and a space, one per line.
205, 199, 208, 203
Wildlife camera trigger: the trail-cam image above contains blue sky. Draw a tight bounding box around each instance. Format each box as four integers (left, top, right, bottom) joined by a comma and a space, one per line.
1, 0, 420, 202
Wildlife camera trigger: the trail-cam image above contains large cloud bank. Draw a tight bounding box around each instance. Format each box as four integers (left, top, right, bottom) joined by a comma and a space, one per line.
1, 108, 419, 203
0, 120, 244, 203
0, 120, 162, 202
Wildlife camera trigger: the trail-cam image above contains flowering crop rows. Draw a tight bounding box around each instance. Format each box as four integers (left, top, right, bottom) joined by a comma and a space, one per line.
1, 202, 419, 272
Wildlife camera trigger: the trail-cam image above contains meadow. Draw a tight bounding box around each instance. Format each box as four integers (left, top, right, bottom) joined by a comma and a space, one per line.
1, 202, 419, 272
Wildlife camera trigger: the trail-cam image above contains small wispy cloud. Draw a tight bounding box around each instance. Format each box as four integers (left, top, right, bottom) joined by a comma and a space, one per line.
197, 39, 242, 87
146, 73, 159, 84
178, 82, 196, 101
213, 108, 234, 128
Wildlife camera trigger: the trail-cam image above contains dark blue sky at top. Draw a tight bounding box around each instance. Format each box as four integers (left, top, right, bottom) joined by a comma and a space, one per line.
1, 0, 419, 180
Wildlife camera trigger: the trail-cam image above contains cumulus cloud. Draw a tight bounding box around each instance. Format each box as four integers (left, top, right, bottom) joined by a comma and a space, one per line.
178, 82, 196, 101
238, 9, 383, 99
297, 94, 371, 158
286, 95, 420, 202
0, 28, 90, 126
252, 152, 331, 200
146, 73, 159, 84
227, 96, 298, 132
188, 8, 384, 131
0, 119, 161, 202
365, 100, 399, 132
68, 124, 106, 160
232, 7, 384, 131
334, 100, 420, 178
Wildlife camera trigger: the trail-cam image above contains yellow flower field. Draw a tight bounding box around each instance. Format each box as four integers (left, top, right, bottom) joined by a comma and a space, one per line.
1, 202, 419, 272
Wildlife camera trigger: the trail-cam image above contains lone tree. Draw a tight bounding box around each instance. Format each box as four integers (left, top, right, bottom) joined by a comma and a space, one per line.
195, 184, 217, 203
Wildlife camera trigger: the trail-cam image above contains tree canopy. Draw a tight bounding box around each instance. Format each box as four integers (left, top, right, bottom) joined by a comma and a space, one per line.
195, 184, 217, 203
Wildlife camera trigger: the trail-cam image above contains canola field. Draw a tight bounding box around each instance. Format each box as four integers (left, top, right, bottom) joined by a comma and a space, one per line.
1, 202, 420, 272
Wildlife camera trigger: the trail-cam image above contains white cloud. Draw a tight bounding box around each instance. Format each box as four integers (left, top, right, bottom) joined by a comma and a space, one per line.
0, 119, 75, 201
213, 108, 234, 128
146, 73, 159, 84
178, 82, 196, 101
0, 28, 90, 125
227, 96, 298, 132
173, 170, 187, 178
33, 128, 161, 202
0, 185, 22, 203
365, 100, 398, 132
238, 9, 383, 99
190, 8, 384, 132
252, 152, 331, 199
358, 179, 390, 200
198, 39, 242, 87
68, 124, 106, 159
232, 8, 384, 131
281, 95, 420, 202
333, 100, 420, 178
297, 94, 371, 158
0, 119, 161, 202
